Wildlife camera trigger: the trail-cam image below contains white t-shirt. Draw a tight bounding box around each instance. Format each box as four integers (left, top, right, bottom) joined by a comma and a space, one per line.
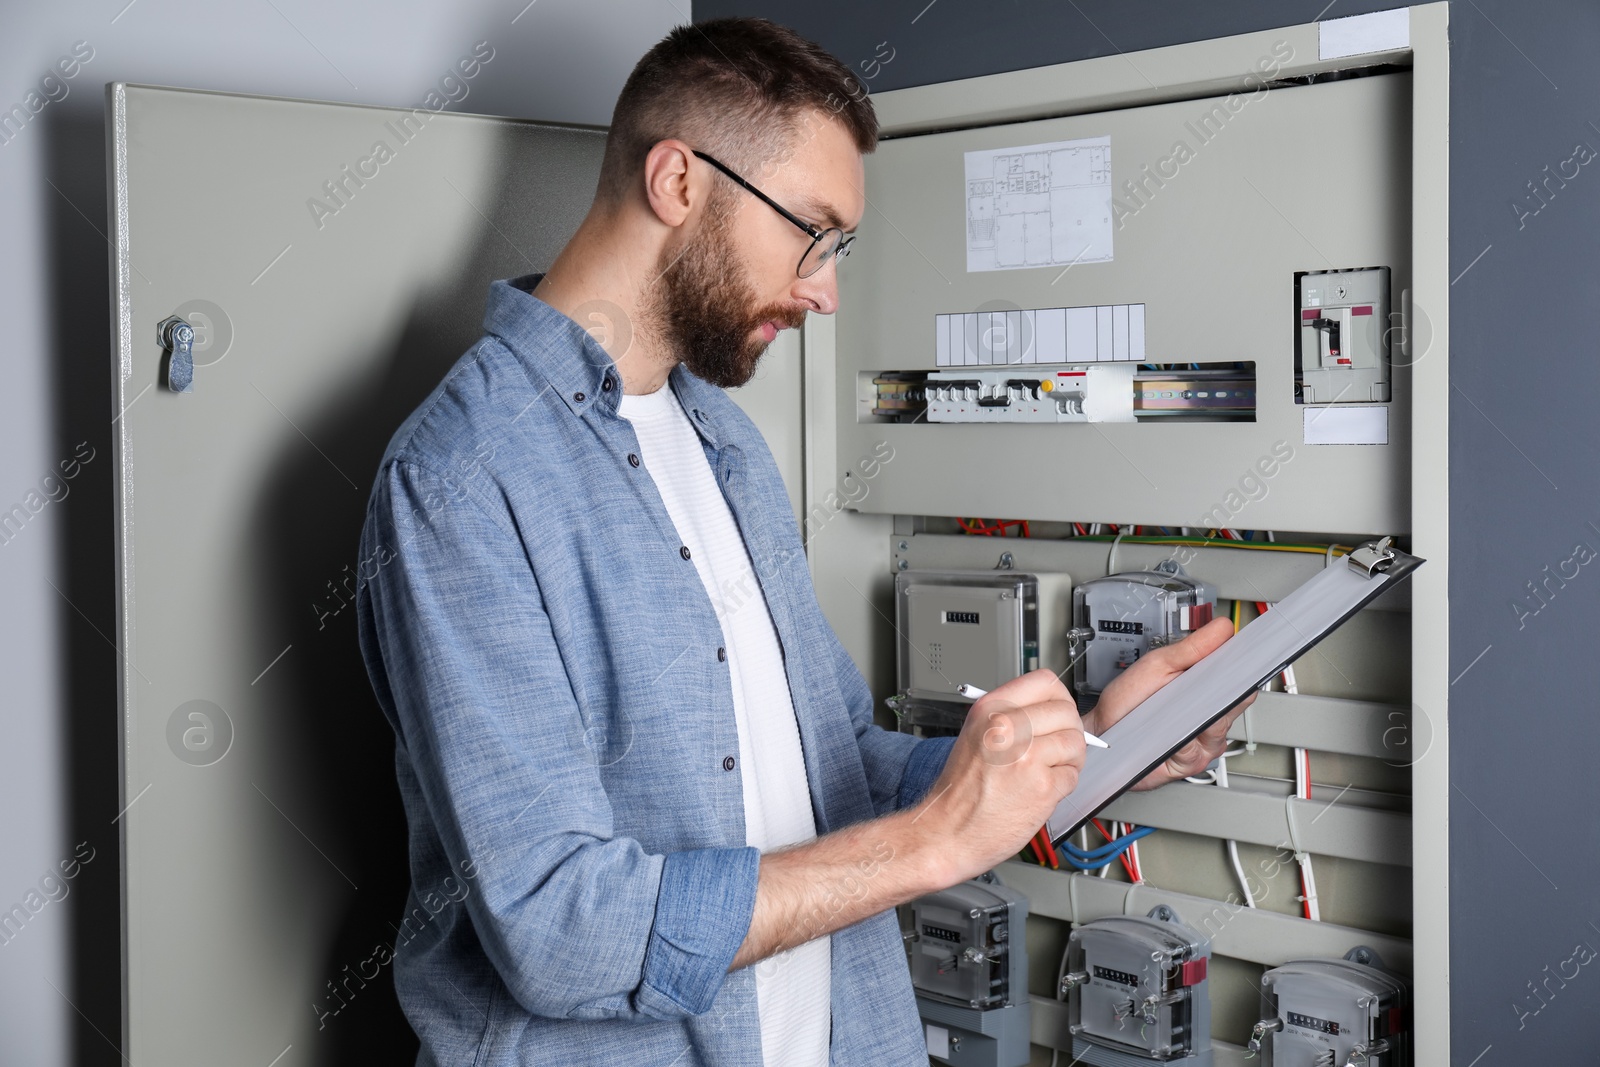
617, 381, 830, 1066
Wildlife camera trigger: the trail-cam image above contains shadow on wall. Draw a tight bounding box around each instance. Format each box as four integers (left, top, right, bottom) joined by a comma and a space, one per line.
247, 126, 602, 1064
45, 96, 604, 1065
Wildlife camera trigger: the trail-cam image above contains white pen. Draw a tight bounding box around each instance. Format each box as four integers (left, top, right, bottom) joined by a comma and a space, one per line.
956, 683, 1111, 748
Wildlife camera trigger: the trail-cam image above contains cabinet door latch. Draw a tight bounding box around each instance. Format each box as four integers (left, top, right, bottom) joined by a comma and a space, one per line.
157, 315, 195, 392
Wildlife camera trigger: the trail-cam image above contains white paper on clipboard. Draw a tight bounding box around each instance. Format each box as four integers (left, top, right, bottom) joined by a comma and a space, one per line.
1046, 540, 1424, 843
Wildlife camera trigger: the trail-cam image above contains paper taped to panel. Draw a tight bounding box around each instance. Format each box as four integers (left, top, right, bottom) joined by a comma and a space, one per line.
965, 135, 1113, 272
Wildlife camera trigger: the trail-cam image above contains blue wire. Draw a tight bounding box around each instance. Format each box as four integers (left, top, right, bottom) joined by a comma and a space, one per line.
1060, 852, 1123, 871
1059, 824, 1157, 860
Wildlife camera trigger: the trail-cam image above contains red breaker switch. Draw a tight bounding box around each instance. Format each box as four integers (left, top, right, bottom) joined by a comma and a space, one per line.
1296, 267, 1391, 403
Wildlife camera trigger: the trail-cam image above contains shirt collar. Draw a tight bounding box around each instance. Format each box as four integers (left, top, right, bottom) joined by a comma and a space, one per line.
483, 273, 726, 448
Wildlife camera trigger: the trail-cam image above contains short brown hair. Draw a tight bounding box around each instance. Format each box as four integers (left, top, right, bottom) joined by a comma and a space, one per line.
597, 18, 877, 203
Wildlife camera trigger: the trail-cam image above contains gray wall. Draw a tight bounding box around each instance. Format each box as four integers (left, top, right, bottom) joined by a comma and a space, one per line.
692, 2, 1600, 1064
0, 3, 683, 1063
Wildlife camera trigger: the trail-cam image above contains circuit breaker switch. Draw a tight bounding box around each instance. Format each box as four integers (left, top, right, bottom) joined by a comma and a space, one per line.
1296, 267, 1391, 404
1310, 317, 1344, 364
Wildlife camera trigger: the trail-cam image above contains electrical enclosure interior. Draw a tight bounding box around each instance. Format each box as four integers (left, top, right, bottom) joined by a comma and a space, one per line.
811, 11, 1446, 1064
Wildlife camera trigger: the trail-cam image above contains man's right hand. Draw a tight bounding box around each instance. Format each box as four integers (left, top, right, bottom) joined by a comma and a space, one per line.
912, 669, 1087, 884
730, 668, 1085, 972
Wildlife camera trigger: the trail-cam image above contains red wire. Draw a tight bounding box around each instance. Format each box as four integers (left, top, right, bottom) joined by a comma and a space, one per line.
1028, 835, 1046, 865
1256, 601, 1314, 915
959, 517, 1034, 538
1091, 818, 1138, 880
1040, 829, 1059, 869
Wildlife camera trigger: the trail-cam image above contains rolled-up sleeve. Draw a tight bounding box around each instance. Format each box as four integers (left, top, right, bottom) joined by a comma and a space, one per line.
356, 458, 756, 1021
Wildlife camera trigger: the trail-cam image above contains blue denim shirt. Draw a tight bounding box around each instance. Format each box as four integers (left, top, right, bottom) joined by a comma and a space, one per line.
355, 274, 957, 1066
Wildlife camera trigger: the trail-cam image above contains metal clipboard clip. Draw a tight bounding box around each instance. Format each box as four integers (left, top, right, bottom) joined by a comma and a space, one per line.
1347, 536, 1400, 578
1347, 536, 1399, 578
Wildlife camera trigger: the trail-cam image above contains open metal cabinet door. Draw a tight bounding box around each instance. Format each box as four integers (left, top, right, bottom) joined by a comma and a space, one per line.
106, 83, 607, 1066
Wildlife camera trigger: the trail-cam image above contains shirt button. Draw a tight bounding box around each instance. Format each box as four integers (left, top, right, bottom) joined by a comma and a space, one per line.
680, 545, 692, 560
717, 646, 726, 662
574, 391, 586, 402
628, 453, 641, 468
602, 376, 613, 391
722, 756, 736, 772
696, 410, 708, 423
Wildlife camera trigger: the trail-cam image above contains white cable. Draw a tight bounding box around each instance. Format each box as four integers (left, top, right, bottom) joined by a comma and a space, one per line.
1107, 526, 1127, 573
1291, 747, 1321, 922
1214, 754, 1256, 908
1052, 932, 1073, 1067
1301, 851, 1321, 922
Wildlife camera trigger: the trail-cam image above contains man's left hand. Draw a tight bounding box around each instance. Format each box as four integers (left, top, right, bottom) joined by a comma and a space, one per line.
1079, 616, 1255, 791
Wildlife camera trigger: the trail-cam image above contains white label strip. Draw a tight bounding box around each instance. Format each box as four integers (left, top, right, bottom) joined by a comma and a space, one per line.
1319, 9, 1409, 61
935, 303, 1147, 366
1303, 404, 1389, 445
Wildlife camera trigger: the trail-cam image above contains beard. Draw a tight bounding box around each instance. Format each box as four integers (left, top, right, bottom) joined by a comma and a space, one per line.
644, 202, 807, 389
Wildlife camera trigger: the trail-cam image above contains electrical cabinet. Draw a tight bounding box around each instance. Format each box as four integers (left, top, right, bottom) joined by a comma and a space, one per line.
816, 7, 1451, 1065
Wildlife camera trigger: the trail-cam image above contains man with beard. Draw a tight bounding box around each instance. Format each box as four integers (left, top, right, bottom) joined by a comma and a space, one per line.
355, 17, 1244, 1067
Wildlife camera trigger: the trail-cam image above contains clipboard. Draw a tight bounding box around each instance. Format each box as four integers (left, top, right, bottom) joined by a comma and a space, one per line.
1046, 537, 1425, 843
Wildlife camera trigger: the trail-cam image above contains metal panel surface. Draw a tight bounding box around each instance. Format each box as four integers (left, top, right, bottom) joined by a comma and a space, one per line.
836, 73, 1412, 535
108, 83, 605, 1065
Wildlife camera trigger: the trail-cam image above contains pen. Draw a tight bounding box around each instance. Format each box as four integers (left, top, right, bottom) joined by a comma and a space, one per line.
956, 683, 1111, 748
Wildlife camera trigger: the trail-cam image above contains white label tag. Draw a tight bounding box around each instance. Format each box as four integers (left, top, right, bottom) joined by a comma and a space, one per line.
1319, 9, 1410, 60
926, 1023, 950, 1058
1304, 405, 1389, 445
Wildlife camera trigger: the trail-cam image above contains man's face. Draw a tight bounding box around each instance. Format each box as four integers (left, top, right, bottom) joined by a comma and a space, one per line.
649, 113, 866, 389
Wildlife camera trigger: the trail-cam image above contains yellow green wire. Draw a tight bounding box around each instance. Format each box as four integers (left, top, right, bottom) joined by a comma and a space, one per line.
1071, 534, 1352, 557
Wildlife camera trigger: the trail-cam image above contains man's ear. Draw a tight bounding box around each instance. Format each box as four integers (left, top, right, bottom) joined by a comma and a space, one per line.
642, 139, 697, 228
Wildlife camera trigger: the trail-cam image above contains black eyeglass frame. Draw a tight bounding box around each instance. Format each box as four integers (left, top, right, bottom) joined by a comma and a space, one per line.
691, 149, 854, 278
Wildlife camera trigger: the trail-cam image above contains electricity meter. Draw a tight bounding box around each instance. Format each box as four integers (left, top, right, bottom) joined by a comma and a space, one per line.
1072, 564, 1216, 705
908, 876, 1031, 1066
1062, 906, 1212, 1065
1249, 947, 1409, 1067
892, 569, 1074, 736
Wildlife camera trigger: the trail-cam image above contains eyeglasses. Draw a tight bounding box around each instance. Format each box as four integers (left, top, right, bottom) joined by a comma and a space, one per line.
691, 149, 854, 279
